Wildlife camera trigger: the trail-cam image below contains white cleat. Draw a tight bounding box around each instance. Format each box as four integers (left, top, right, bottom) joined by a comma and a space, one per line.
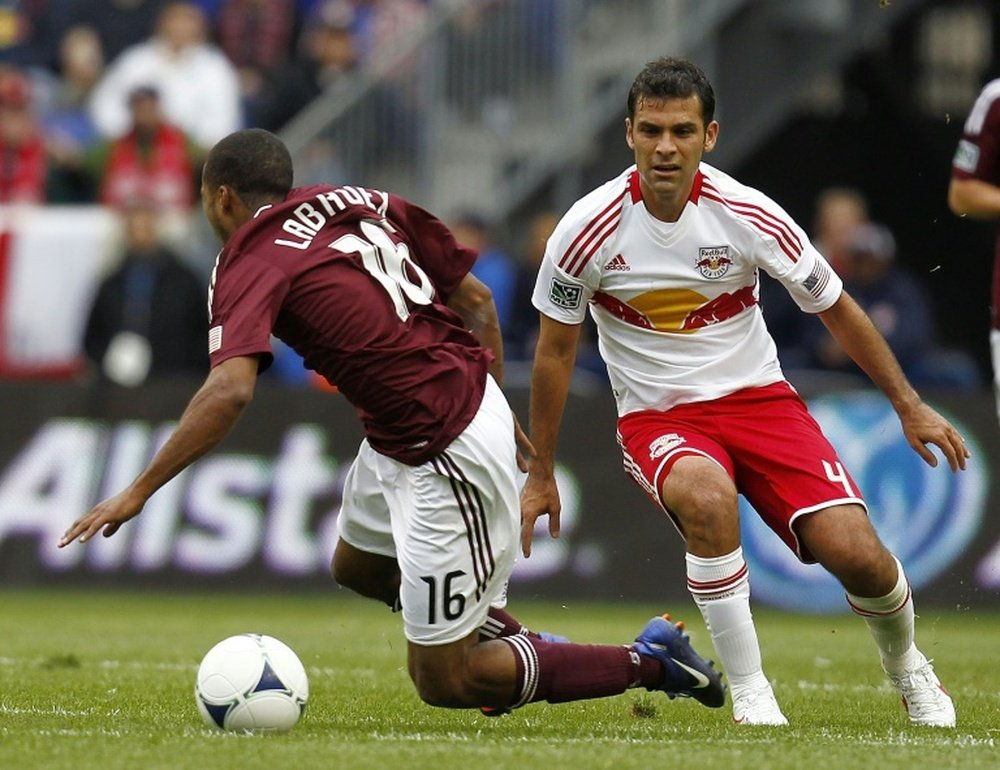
731, 681, 789, 726
888, 656, 956, 727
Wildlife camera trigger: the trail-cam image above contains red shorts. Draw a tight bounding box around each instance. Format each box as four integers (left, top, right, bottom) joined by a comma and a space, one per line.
616, 381, 866, 562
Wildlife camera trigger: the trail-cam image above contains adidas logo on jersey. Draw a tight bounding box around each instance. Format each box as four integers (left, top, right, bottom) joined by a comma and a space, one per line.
606, 253, 630, 271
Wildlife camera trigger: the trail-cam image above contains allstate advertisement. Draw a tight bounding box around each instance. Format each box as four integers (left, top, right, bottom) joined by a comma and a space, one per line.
0, 379, 996, 611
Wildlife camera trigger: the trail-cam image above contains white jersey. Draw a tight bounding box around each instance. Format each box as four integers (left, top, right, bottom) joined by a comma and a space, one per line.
533, 163, 843, 416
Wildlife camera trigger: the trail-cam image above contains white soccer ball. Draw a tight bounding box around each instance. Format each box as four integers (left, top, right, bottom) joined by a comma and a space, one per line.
194, 633, 309, 732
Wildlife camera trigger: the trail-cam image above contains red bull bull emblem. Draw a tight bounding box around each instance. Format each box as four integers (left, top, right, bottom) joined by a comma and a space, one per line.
695, 246, 732, 279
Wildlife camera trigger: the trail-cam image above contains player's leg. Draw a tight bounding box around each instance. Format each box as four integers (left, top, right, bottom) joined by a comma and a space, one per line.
393, 378, 722, 710
660, 455, 786, 726
796, 506, 956, 727
732, 384, 953, 727
331, 538, 401, 607
618, 409, 784, 725
407, 613, 723, 710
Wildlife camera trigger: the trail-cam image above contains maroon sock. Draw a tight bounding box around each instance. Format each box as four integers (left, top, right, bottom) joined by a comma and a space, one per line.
480, 607, 540, 640
501, 637, 661, 705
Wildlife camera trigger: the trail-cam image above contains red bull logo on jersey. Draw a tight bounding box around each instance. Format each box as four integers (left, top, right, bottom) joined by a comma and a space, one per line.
695, 246, 732, 279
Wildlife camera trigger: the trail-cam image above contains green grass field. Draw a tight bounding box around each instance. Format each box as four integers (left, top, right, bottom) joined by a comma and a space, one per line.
1, 589, 996, 770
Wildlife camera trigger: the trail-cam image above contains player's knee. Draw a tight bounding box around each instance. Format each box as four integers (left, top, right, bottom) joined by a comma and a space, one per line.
408, 660, 469, 707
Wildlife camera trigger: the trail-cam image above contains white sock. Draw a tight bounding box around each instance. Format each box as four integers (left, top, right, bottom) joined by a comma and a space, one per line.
686, 548, 768, 691
846, 555, 922, 676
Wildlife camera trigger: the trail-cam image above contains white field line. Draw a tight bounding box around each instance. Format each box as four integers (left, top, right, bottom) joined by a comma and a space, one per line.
0, 656, 346, 677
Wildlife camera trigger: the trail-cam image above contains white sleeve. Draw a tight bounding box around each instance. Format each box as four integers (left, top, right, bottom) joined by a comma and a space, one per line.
760, 239, 843, 314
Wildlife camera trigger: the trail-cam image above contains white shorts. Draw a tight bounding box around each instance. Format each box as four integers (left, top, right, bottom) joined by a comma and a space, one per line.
336, 376, 519, 645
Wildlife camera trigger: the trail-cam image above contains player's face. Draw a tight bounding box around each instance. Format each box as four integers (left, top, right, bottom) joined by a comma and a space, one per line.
626, 95, 718, 222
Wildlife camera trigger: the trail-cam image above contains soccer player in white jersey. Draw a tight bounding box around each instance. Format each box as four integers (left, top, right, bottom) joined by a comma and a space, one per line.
522, 57, 969, 727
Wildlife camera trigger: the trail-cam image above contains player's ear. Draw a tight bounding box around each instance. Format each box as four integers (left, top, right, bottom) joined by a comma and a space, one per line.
625, 117, 635, 149
704, 120, 719, 153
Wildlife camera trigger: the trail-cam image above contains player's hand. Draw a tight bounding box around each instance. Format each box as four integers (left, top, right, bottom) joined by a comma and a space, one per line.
58, 489, 145, 547
519, 472, 561, 558
511, 411, 536, 473
898, 401, 970, 472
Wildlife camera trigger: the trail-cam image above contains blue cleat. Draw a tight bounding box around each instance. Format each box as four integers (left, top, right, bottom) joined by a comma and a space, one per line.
632, 614, 726, 708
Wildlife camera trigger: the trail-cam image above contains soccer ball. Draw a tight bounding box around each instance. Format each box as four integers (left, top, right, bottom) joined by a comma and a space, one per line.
194, 633, 309, 732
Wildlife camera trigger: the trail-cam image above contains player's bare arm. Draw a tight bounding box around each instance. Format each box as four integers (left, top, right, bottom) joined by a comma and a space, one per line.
445, 272, 536, 468
58, 355, 260, 546
447, 273, 505, 384
818, 291, 969, 472
947, 177, 1000, 219
521, 316, 583, 556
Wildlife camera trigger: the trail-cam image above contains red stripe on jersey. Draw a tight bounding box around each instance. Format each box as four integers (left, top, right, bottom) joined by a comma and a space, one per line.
700, 187, 802, 263
558, 190, 626, 276
591, 290, 655, 329
629, 168, 642, 203
689, 169, 704, 204
701, 178, 803, 252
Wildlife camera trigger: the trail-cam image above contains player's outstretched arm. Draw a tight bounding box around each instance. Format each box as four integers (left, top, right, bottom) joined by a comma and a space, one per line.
817, 292, 969, 472
948, 177, 1000, 220
521, 316, 582, 557
58, 355, 261, 546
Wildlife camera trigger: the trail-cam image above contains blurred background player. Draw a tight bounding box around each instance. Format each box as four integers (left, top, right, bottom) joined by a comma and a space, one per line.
949, 75, 1000, 424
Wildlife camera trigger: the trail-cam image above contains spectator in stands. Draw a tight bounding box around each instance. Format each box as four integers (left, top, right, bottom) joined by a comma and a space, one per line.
88, 1, 241, 150
812, 186, 870, 278
42, 24, 104, 202
803, 223, 980, 389
451, 211, 516, 332
65, 0, 167, 63
0, 0, 66, 69
85, 85, 201, 213
255, 0, 358, 132
83, 200, 207, 386
763, 185, 871, 371
507, 209, 558, 361
0, 65, 47, 202
213, 0, 300, 126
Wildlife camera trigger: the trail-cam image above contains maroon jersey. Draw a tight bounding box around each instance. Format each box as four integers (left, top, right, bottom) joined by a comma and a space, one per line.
207, 184, 492, 464
952, 78, 1000, 330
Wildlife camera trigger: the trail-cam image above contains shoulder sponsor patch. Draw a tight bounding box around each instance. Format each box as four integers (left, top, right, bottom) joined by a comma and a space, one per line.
548, 277, 583, 309
208, 325, 223, 354
953, 139, 980, 173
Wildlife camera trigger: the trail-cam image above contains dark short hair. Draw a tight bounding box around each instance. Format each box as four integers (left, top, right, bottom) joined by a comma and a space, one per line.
203, 128, 294, 210
627, 57, 716, 124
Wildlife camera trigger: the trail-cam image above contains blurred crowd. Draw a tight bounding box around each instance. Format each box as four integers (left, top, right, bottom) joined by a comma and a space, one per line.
0, 0, 440, 207
0, 1, 983, 392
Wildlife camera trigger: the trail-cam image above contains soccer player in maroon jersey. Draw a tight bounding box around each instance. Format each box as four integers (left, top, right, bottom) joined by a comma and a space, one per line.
949, 76, 1000, 425
59, 128, 724, 714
